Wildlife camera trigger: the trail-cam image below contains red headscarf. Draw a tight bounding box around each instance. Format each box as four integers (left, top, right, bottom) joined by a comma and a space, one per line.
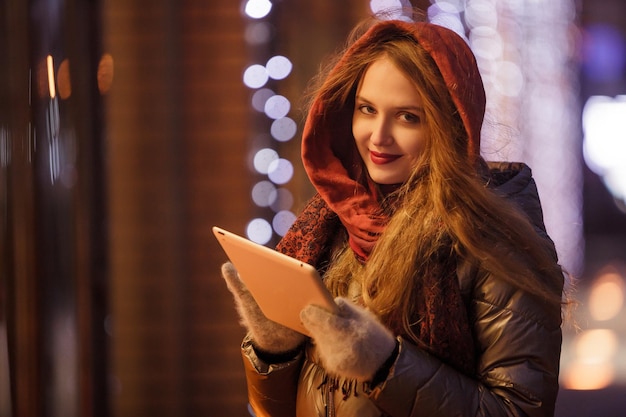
295, 20, 485, 261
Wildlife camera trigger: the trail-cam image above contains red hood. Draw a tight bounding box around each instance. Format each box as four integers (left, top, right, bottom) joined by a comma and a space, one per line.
300, 20, 486, 259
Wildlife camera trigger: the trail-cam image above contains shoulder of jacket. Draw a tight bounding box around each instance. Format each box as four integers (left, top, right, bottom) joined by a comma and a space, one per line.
473, 267, 562, 330
456, 256, 560, 329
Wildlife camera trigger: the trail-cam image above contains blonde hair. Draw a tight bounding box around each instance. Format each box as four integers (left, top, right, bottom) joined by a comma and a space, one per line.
314, 22, 565, 341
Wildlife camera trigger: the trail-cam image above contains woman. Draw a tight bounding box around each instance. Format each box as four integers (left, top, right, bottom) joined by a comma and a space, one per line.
222, 16, 566, 417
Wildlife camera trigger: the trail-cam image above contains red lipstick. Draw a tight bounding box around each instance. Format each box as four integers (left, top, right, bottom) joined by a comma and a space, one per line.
370, 151, 401, 165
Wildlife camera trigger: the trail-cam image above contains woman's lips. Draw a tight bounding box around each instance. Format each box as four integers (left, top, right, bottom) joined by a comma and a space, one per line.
370, 150, 401, 165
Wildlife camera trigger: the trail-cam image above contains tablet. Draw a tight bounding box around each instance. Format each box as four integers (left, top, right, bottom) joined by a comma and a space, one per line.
212, 226, 337, 336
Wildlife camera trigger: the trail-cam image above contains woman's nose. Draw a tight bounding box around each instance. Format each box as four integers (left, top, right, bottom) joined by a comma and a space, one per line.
370, 118, 394, 146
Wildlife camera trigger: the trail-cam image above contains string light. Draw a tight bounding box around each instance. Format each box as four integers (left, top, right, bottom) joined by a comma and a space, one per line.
428, 0, 583, 277
244, 0, 272, 19
242, 0, 297, 245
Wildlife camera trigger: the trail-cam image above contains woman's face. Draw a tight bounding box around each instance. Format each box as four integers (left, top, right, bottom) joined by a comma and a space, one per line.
352, 57, 428, 185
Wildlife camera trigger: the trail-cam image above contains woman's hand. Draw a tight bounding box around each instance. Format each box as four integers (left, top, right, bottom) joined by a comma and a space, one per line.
221, 262, 306, 354
300, 297, 397, 381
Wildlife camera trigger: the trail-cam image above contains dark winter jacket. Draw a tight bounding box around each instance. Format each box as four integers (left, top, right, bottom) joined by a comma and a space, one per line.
241, 162, 563, 417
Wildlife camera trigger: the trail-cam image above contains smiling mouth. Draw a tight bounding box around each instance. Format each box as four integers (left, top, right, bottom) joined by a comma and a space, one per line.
370, 151, 401, 165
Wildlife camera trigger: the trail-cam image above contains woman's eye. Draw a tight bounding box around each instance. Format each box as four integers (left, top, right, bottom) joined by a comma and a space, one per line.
359, 105, 375, 115
400, 112, 420, 123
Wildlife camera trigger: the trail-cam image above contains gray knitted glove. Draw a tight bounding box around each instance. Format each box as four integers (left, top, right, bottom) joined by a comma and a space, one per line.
300, 297, 396, 381
221, 262, 306, 354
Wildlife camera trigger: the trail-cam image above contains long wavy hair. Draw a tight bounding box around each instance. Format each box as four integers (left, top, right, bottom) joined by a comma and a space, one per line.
311, 21, 566, 341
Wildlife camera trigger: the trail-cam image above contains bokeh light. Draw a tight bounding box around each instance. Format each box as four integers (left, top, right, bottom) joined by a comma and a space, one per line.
465, 0, 498, 30
253, 148, 279, 175
583, 95, 626, 206
429, 0, 584, 276
470, 27, 503, 61
270, 117, 297, 142
244, 0, 272, 19
97, 53, 114, 95
244, 22, 272, 45
267, 158, 293, 185
264, 95, 290, 119
57, 59, 72, 100
251, 88, 275, 112
562, 329, 619, 390
272, 211, 297, 237
242, 2, 298, 241
588, 270, 625, 321
243, 64, 268, 89
266, 55, 292, 80
562, 361, 615, 391
369, 0, 413, 21
427, 1, 465, 37
493, 61, 523, 97
251, 180, 277, 207
582, 24, 626, 83
246, 218, 273, 244
575, 329, 619, 362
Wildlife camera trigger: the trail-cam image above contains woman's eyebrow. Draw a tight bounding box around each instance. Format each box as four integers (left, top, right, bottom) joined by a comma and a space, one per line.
399, 105, 425, 113
355, 96, 424, 113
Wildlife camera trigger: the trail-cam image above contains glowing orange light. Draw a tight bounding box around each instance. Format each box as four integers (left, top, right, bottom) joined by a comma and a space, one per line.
47, 55, 56, 99
562, 361, 615, 390
97, 54, 114, 95
589, 271, 625, 321
57, 59, 72, 100
562, 329, 618, 390
575, 329, 618, 362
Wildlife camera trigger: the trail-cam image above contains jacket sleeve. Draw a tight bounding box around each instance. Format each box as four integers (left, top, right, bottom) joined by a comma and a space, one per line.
240, 336, 304, 417
367, 270, 563, 417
